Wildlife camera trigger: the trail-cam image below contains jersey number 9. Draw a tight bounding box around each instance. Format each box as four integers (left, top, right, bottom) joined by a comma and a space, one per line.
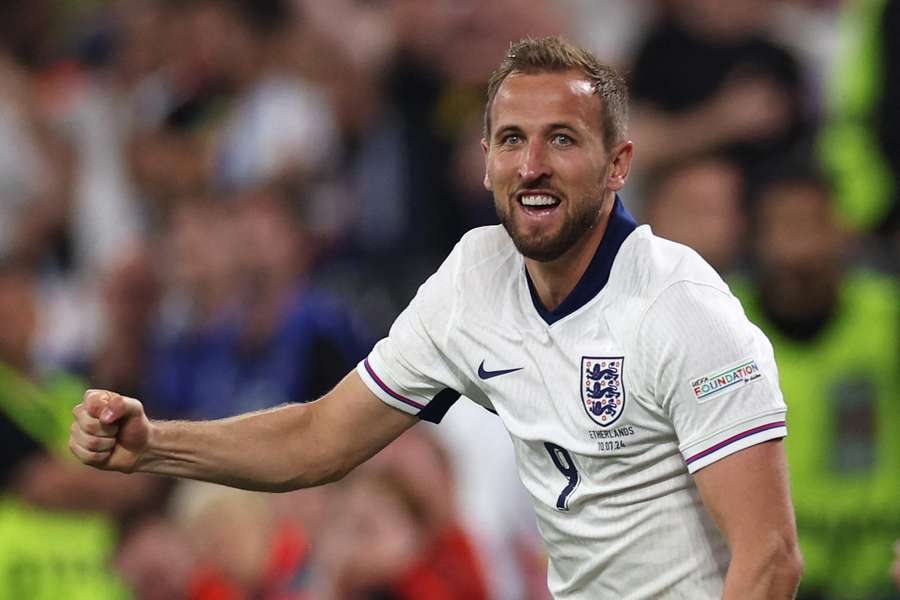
544, 442, 580, 511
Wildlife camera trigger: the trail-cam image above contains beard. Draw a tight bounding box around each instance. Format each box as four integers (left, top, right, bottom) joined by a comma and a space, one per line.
495, 191, 605, 262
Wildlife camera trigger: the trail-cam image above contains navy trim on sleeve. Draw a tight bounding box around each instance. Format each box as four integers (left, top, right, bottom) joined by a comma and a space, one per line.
418, 388, 461, 423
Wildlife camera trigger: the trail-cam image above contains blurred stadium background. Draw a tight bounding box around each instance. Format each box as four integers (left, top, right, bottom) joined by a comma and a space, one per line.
0, 0, 897, 599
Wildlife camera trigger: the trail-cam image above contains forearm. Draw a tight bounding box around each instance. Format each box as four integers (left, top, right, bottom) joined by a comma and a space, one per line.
630, 105, 731, 170
722, 543, 803, 600
137, 403, 343, 492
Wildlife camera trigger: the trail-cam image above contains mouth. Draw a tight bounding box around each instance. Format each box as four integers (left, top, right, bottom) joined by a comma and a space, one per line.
516, 191, 562, 217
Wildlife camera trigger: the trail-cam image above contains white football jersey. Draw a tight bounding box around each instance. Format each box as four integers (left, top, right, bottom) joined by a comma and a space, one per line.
357, 198, 787, 599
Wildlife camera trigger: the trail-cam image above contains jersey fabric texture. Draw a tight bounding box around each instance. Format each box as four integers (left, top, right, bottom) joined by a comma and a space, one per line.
357, 198, 787, 599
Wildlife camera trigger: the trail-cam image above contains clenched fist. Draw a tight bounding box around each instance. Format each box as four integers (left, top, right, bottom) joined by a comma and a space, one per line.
69, 390, 152, 472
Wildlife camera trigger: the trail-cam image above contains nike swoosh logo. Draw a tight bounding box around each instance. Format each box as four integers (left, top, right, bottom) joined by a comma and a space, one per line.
478, 360, 523, 380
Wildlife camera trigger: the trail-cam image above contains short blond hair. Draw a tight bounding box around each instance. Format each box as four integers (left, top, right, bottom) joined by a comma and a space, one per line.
484, 36, 628, 151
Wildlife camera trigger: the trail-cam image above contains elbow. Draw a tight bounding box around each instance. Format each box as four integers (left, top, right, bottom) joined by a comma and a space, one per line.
780, 539, 804, 589
771, 529, 804, 587
754, 535, 805, 591
729, 533, 804, 594
301, 457, 354, 488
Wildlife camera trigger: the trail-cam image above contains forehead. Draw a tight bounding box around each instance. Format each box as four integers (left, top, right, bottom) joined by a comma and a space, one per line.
490, 70, 601, 133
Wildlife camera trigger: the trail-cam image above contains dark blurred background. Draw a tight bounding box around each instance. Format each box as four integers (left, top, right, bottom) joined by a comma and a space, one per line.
0, 1, 897, 599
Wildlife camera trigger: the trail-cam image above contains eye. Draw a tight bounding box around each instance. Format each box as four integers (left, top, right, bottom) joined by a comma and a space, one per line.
552, 133, 574, 146
499, 133, 522, 146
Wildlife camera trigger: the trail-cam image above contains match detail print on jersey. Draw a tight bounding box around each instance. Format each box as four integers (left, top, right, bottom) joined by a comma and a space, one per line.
689, 358, 763, 403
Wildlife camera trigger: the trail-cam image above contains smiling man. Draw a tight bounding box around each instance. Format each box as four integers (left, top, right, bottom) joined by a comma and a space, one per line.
69, 37, 802, 599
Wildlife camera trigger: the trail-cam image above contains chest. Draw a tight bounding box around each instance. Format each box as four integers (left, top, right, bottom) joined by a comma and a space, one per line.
450, 311, 671, 455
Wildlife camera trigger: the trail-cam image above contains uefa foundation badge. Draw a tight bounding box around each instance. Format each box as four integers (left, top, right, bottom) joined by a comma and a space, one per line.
690, 358, 762, 403
581, 357, 625, 427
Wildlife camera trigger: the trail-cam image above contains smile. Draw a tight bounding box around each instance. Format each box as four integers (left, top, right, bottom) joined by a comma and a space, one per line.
519, 194, 560, 207
516, 192, 562, 217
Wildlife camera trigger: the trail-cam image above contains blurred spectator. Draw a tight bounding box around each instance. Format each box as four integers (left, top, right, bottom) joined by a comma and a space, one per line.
0, 51, 76, 273
0, 262, 44, 483
170, 481, 310, 600
149, 187, 369, 419
642, 155, 746, 275
818, 0, 900, 247
629, 0, 809, 179
730, 164, 900, 599
83, 242, 161, 397
145, 197, 238, 418
560, 0, 656, 70
312, 428, 488, 600
115, 515, 196, 600
211, 0, 339, 192
0, 260, 160, 599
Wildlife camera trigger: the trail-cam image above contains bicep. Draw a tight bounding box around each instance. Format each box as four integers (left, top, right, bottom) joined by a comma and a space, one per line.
693, 439, 798, 552
306, 370, 419, 477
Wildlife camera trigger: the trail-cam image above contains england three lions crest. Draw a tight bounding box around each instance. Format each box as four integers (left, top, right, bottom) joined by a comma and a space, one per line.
581, 357, 625, 427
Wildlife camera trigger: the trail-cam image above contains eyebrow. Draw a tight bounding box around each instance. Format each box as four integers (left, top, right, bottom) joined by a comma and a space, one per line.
547, 123, 580, 134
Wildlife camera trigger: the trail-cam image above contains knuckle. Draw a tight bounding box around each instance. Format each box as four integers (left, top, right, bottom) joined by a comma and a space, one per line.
84, 450, 107, 466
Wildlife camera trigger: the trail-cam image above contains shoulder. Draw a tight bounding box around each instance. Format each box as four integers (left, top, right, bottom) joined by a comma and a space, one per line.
412, 225, 518, 318
455, 225, 518, 268
430, 226, 518, 294
612, 225, 731, 313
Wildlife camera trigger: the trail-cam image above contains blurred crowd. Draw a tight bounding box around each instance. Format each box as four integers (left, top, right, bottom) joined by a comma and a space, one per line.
0, 1, 897, 599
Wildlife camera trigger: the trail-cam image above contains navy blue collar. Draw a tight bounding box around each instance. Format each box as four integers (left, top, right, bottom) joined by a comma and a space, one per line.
525, 195, 638, 326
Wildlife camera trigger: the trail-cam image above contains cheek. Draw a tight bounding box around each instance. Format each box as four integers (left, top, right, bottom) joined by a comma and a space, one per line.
488, 154, 520, 184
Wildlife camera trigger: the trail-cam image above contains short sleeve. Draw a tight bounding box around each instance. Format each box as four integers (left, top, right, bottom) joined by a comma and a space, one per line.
637, 282, 787, 473
357, 246, 466, 424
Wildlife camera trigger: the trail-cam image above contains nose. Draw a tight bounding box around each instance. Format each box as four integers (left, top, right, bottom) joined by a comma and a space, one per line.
518, 140, 552, 183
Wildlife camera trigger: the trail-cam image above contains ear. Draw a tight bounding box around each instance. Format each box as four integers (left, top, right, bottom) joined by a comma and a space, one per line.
481, 138, 493, 191
606, 141, 634, 192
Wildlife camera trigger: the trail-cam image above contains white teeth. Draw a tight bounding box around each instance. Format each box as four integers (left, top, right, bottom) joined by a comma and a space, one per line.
520, 194, 559, 207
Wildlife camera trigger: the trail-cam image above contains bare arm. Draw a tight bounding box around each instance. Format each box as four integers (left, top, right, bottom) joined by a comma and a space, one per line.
693, 440, 803, 600
69, 371, 418, 492
630, 76, 790, 171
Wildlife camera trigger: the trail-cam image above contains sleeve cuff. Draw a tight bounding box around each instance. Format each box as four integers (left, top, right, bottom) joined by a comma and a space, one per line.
357, 357, 425, 417
682, 412, 787, 474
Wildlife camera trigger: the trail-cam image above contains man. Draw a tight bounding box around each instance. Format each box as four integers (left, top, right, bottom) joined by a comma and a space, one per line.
69, 37, 802, 599
729, 164, 900, 598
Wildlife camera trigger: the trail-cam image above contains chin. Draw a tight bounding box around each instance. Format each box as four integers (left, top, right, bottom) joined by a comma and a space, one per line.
511, 234, 571, 263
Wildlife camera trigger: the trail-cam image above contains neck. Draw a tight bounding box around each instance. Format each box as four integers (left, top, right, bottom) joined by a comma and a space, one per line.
525, 193, 615, 311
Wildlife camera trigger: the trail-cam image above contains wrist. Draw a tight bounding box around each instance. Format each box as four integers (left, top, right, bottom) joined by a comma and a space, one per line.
134, 420, 163, 472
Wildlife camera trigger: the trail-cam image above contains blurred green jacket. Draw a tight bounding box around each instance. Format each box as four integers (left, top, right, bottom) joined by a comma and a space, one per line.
731, 271, 900, 597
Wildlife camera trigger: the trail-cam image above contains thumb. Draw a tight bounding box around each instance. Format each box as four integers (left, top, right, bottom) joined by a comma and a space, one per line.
99, 393, 142, 424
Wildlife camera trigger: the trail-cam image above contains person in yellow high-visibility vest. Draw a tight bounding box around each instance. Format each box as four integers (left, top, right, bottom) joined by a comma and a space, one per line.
731, 164, 900, 599
0, 262, 130, 600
